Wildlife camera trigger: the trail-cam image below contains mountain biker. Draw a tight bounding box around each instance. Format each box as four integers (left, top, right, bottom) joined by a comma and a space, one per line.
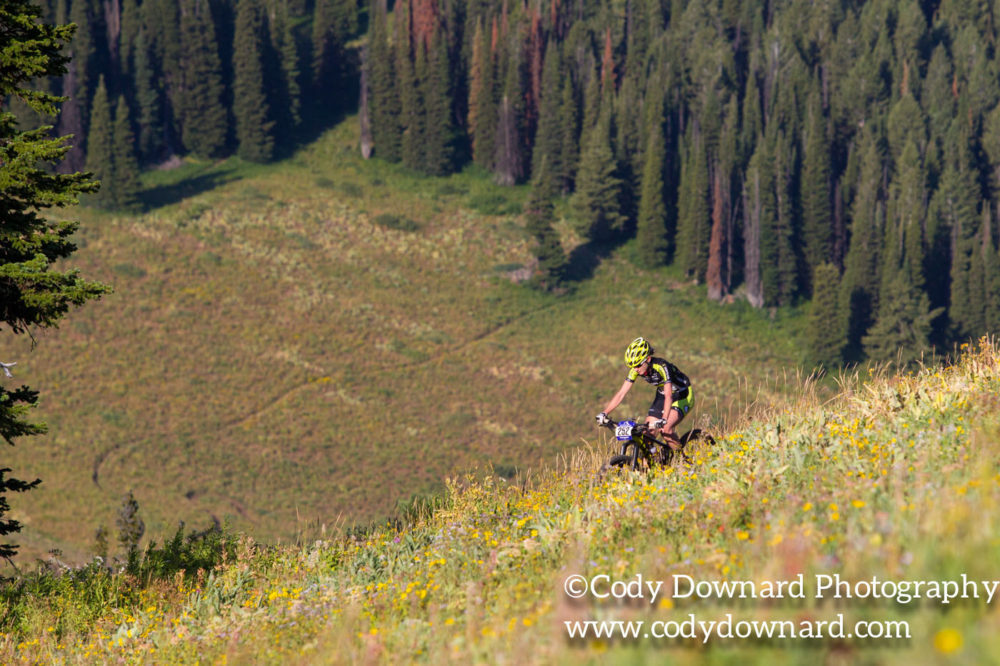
596, 337, 693, 451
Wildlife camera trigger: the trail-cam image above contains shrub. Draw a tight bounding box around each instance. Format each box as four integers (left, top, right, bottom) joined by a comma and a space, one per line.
436, 183, 464, 197
127, 522, 238, 582
374, 213, 421, 232
467, 192, 521, 216
113, 263, 147, 278
338, 182, 364, 198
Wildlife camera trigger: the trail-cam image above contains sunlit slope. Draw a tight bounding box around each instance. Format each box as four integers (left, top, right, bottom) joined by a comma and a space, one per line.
4, 341, 999, 663
6, 119, 808, 562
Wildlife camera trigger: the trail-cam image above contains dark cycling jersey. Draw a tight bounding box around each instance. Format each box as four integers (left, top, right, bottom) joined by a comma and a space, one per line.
626, 357, 691, 401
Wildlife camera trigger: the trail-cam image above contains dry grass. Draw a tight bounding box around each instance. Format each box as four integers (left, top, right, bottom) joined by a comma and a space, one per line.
4, 118, 810, 565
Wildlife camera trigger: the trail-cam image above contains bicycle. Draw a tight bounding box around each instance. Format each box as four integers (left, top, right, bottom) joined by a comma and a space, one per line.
597, 418, 716, 476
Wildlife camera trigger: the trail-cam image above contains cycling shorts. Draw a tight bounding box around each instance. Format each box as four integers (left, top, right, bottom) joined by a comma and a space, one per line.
648, 387, 693, 419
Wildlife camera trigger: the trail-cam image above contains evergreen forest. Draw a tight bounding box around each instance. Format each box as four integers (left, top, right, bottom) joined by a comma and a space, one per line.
15, 0, 1000, 365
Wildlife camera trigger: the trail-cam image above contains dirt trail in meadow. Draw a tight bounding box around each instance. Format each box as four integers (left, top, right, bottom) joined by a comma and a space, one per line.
220, 303, 559, 431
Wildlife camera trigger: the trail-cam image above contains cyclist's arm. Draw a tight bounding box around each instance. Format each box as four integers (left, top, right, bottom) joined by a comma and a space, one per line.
602, 379, 633, 415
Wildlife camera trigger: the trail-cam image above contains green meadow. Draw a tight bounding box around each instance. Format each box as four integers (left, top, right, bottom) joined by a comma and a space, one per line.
5, 118, 809, 565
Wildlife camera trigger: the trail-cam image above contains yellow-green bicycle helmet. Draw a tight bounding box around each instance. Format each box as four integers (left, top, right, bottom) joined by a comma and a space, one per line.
624, 337, 651, 368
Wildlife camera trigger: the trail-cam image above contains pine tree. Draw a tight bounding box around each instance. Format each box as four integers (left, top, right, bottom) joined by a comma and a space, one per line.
556, 75, 579, 193
330, 0, 358, 43
279, 9, 302, 128
422, 27, 457, 176
177, 0, 228, 158
581, 63, 601, 135
494, 47, 525, 185
571, 103, 625, 242
57, 0, 97, 172
865, 135, 942, 363
94, 525, 109, 561
398, 33, 425, 170
120, 0, 141, 81
743, 124, 796, 308
84, 76, 114, 208
116, 490, 145, 555
525, 8, 543, 147
369, 0, 401, 161
840, 127, 885, 359
759, 127, 799, 307
360, 42, 374, 158
742, 138, 771, 308
112, 95, 142, 211
636, 97, 669, 269
967, 210, 988, 337
145, 0, 182, 154
676, 125, 711, 281
952, 25, 997, 129
310, 0, 355, 111
132, 27, 163, 163
467, 17, 486, 162
741, 70, 762, 157
983, 103, 1000, 204
807, 263, 846, 367
706, 168, 727, 300
886, 93, 926, 167
707, 95, 739, 300
524, 157, 567, 289
531, 40, 563, 193
892, 0, 925, 99
233, 0, 275, 163
614, 72, 643, 220
863, 271, 942, 364
923, 45, 955, 142
984, 214, 1000, 333
936, 123, 983, 341
1, 0, 109, 561
887, 138, 927, 288
801, 90, 833, 291
471, 20, 497, 170
312, 0, 339, 105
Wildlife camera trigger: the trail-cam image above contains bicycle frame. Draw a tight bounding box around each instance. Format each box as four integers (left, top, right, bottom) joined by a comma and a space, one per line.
602, 420, 673, 469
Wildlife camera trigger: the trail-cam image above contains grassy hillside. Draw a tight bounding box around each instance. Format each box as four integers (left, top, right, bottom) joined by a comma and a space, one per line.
5, 118, 811, 564
2, 339, 998, 663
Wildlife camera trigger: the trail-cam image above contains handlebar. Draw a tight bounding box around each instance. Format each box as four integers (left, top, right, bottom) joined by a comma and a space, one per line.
599, 420, 652, 434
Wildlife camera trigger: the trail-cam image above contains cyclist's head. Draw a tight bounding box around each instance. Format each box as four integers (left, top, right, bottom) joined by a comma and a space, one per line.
624, 337, 652, 368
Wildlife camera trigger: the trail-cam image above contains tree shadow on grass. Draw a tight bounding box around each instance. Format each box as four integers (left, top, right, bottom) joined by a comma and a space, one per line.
140, 169, 239, 210
562, 236, 626, 284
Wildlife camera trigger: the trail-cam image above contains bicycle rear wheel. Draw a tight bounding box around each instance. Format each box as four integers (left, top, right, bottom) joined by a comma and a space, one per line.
678, 429, 715, 461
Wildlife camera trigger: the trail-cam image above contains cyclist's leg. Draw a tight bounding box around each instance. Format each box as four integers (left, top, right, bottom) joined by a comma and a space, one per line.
647, 391, 680, 450
646, 391, 665, 425
667, 388, 694, 444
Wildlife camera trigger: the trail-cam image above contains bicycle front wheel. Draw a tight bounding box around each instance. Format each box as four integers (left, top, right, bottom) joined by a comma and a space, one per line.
607, 454, 633, 469
597, 451, 637, 481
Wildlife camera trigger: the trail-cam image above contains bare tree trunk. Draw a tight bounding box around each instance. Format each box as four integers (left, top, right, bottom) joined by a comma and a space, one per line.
494, 94, 522, 185
104, 0, 122, 79
707, 167, 726, 301
359, 46, 373, 159
726, 177, 738, 294
57, 59, 85, 173
744, 169, 764, 307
